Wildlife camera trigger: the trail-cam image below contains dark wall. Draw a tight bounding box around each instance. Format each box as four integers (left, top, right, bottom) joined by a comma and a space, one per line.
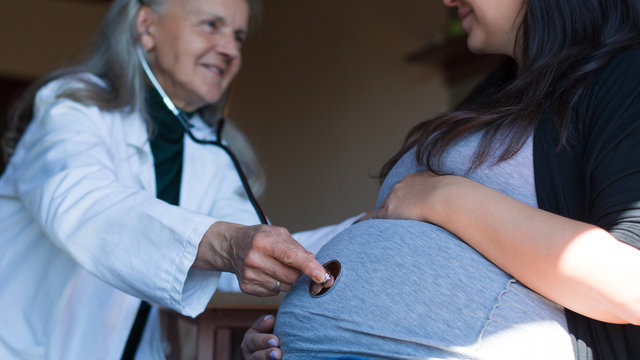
0, 76, 31, 173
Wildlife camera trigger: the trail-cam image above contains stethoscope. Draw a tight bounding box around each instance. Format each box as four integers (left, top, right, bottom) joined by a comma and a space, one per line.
137, 49, 343, 292
136, 50, 345, 289
123, 47, 269, 360
125, 47, 339, 360
136, 46, 268, 225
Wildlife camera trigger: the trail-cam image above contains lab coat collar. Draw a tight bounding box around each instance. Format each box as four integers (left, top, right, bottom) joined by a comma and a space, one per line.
123, 110, 151, 150
119, 108, 221, 198
186, 115, 220, 143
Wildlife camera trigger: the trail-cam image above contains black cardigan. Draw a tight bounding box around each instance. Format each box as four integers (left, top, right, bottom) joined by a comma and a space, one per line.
534, 50, 640, 360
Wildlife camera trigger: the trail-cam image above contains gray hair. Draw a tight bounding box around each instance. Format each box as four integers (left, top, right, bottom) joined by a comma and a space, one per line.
3, 0, 265, 195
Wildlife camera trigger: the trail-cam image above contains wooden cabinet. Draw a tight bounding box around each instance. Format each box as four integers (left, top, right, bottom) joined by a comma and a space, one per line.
160, 292, 283, 360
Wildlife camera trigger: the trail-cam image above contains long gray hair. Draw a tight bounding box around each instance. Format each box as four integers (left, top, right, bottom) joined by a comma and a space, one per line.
2, 0, 265, 195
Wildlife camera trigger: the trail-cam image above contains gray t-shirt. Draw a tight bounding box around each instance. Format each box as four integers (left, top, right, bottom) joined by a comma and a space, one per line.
274, 133, 574, 360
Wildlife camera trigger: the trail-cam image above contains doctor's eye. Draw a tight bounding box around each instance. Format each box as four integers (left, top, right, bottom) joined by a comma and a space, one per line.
234, 32, 247, 46
202, 18, 223, 32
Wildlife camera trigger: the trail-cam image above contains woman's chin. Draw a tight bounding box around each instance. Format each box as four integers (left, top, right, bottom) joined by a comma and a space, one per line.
179, 94, 222, 112
465, 37, 511, 58
466, 39, 488, 55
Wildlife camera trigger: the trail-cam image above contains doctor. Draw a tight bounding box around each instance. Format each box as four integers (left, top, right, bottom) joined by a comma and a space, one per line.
0, 0, 346, 358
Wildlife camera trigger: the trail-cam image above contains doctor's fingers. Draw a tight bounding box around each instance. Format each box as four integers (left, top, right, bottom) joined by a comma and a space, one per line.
237, 264, 297, 295
240, 224, 328, 284
260, 231, 327, 284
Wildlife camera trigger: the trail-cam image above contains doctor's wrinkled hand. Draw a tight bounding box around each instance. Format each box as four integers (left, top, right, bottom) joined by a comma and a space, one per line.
192, 221, 327, 296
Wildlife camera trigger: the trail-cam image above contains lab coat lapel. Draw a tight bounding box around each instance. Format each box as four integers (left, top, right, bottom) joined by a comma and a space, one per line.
121, 111, 156, 195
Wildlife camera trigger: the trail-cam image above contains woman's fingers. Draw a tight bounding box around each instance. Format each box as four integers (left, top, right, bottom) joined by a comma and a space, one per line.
376, 172, 441, 221
245, 348, 282, 360
241, 315, 282, 360
354, 209, 376, 223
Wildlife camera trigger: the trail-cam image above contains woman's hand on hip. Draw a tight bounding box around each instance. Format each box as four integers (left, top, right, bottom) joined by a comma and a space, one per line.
193, 221, 328, 296
242, 315, 282, 360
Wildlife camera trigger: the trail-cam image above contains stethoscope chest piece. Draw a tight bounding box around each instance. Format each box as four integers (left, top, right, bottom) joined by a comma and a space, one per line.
309, 260, 341, 297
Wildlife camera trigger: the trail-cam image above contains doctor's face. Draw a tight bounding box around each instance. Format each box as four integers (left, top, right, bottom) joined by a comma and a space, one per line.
137, 0, 249, 112
443, 0, 525, 59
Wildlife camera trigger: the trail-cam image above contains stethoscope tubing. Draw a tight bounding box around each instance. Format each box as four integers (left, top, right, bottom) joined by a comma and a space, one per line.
180, 114, 268, 225
123, 46, 269, 360
136, 46, 268, 225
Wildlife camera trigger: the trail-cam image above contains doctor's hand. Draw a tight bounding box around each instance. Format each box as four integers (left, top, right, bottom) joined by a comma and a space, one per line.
193, 221, 328, 296
241, 315, 281, 360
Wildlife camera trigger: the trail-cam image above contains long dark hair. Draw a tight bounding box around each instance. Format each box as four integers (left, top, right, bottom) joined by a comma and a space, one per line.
380, 0, 640, 179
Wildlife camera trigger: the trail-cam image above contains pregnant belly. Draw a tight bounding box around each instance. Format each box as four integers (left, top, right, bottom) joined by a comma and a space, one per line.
274, 219, 515, 358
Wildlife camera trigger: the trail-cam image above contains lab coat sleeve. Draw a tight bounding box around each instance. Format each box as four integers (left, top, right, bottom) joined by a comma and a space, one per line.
12, 96, 216, 317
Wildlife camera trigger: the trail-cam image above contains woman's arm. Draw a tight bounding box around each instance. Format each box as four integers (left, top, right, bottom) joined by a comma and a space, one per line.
14, 86, 327, 311
377, 172, 640, 325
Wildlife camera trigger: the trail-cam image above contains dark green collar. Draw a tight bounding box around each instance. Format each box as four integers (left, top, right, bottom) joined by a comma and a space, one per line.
145, 87, 189, 205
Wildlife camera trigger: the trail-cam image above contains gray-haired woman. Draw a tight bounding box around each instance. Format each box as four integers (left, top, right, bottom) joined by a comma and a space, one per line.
0, 0, 339, 358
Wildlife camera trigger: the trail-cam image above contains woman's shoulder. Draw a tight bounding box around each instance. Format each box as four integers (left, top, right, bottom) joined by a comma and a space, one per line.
574, 48, 640, 140
579, 49, 640, 111
590, 49, 640, 88
606, 48, 640, 68
31, 73, 135, 134
32, 73, 117, 123
35, 73, 105, 104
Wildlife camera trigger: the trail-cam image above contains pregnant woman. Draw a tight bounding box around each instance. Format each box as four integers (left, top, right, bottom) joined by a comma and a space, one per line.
275, 134, 575, 359
244, 0, 640, 359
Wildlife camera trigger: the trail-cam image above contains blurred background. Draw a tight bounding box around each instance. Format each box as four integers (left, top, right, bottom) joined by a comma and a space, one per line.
0, 0, 503, 233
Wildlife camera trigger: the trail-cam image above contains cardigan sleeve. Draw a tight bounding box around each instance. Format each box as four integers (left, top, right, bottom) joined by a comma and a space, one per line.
534, 49, 640, 360
580, 49, 640, 249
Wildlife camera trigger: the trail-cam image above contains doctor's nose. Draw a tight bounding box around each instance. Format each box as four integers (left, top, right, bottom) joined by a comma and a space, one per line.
216, 33, 241, 61
443, 0, 460, 7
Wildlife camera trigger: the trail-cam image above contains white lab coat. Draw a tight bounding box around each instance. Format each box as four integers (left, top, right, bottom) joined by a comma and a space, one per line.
0, 76, 355, 359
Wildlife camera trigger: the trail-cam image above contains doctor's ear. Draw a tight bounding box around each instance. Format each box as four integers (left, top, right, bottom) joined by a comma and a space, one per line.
136, 5, 156, 51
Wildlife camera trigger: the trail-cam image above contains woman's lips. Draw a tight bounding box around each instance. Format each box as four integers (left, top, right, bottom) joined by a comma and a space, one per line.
458, 9, 471, 21
458, 9, 472, 31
